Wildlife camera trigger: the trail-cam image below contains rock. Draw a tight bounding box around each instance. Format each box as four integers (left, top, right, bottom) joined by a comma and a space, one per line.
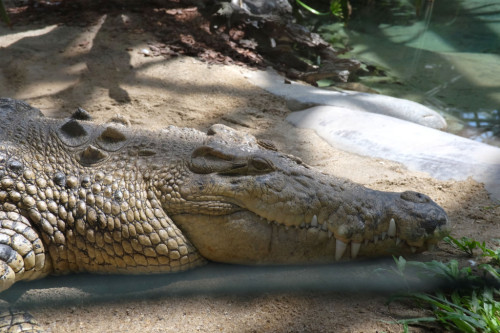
247, 69, 447, 130
287, 106, 500, 200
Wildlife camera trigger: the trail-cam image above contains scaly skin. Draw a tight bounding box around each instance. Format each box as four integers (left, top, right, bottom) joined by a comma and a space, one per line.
0, 98, 449, 295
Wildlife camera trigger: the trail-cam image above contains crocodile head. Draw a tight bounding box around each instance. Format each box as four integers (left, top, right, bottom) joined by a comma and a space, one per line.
159, 124, 449, 264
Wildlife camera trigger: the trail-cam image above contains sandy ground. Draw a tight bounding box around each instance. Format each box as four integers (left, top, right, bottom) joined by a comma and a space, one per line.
0, 10, 499, 333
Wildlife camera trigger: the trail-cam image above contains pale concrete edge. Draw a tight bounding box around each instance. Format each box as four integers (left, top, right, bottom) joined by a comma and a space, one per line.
286, 106, 500, 201
244, 69, 447, 129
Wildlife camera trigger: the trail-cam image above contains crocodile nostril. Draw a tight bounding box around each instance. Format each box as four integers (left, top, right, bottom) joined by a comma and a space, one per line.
400, 191, 430, 203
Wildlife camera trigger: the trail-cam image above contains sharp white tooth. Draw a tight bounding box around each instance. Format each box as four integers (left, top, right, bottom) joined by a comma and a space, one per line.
351, 242, 361, 259
410, 246, 417, 253
388, 218, 396, 237
373, 235, 378, 244
396, 238, 401, 246
321, 223, 328, 231
328, 230, 332, 238
311, 215, 318, 227
381, 232, 387, 240
335, 239, 348, 261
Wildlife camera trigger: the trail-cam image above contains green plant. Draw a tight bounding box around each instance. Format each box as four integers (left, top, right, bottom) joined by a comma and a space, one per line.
445, 236, 500, 265
478, 242, 500, 266
383, 237, 500, 332
397, 288, 500, 333
444, 236, 480, 256
295, 0, 348, 21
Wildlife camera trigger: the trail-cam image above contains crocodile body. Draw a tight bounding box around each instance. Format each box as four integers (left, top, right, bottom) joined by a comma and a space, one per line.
0, 98, 449, 294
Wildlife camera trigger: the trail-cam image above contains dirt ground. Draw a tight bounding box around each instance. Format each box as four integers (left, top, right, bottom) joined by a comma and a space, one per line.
0, 2, 499, 333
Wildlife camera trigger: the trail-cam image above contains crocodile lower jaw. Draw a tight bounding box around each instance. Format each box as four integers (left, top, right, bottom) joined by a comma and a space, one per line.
172, 210, 439, 262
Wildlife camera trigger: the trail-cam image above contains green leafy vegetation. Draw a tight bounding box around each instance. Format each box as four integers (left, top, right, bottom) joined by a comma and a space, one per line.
444, 236, 500, 266
384, 236, 500, 332
295, 0, 347, 20
444, 236, 482, 257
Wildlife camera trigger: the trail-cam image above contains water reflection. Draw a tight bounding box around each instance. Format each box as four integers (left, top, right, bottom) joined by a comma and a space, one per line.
447, 108, 500, 145
315, 0, 500, 147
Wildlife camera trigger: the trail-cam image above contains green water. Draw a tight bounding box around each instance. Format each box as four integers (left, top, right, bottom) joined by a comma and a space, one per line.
318, 0, 500, 146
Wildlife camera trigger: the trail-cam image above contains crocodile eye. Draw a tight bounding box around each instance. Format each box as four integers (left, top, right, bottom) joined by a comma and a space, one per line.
250, 157, 273, 172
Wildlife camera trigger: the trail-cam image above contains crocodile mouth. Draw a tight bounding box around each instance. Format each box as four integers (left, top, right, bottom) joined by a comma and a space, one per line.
172, 205, 447, 261
253, 212, 446, 260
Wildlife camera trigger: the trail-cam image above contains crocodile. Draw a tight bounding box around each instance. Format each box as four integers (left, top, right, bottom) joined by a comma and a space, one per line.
0, 98, 448, 314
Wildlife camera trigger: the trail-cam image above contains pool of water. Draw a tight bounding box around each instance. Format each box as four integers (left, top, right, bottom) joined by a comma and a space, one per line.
316, 0, 500, 146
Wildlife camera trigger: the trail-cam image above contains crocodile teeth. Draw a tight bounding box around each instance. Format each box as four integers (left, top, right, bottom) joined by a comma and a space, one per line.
388, 218, 396, 237
396, 238, 401, 246
311, 215, 318, 227
335, 239, 347, 261
351, 242, 361, 259
381, 232, 387, 240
